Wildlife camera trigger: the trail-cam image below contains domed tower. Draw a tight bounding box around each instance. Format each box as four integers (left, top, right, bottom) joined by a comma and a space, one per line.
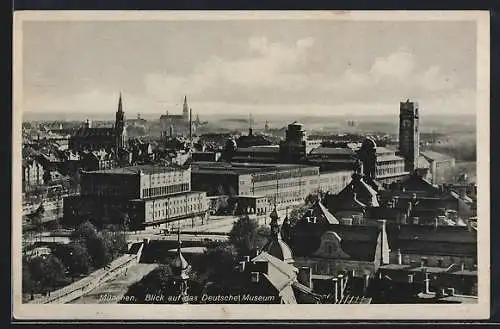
170, 229, 190, 302
358, 137, 377, 180
263, 206, 294, 264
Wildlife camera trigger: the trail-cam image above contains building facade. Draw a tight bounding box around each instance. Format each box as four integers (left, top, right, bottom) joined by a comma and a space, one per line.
191, 162, 352, 211
421, 150, 456, 184
64, 164, 209, 230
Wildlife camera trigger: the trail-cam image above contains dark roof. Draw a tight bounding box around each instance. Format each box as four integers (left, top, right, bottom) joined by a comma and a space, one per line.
191, 161, 318, 175
235, 146, 280, 154
400, 173, 439, 193
398, 225, 477, 244
390, 225, 477, 257
336, 174, 379, 208
309, 147, 356, 156
367, 207, 401, 221
85, 164, 187, 175
73, 127, 116, 138
297, 200, 340, 226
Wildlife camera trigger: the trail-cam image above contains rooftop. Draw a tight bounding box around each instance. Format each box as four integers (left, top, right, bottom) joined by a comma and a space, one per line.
309, 147, 356, 156
191, 161, 318, 175
421, 150, 455, 162
380, 264, 477, 276
86, 164, 188, 175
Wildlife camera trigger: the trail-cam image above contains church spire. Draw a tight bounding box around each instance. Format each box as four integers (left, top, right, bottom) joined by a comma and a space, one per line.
115, 92, 125, 151
183, 95, 189, 120
117, 92, 123, 113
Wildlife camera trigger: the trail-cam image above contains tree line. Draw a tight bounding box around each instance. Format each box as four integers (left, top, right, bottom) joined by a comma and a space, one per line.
22, 221, 128, 301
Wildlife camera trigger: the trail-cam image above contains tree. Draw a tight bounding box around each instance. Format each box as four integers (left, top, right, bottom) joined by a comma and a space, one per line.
288, 204, 310, 227
86, 233, 112, 268
102, 227, 127, 259
28, 255, 66, 293
22, 260, 34, 296
64, 242, 92, 276
228, 216, 269, 256
190, 243, 239, 288
71, 220, 99, 243
121, 265, 173, 304
255, 225, 271, 250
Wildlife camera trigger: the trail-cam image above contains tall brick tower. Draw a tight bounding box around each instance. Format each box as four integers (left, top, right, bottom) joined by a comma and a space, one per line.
399, 99, 420, 172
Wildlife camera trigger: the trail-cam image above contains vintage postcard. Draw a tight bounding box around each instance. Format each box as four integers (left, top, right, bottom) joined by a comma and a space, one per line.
12, 10, 490, 320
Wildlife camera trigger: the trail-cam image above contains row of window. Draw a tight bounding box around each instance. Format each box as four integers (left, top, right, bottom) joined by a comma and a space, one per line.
376, 166, 405, 177
142, 183, 190, 198
252, 170, 318, 183
148, 202, 204, 220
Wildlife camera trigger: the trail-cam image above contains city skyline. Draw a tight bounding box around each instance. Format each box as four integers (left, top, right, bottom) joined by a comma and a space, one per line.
22, 18, 477, 117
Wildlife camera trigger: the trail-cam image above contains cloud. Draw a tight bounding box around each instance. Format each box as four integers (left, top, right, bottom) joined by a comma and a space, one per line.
143, 41, 464, 109
25, 37, 473, 117
143, 36, 316, 101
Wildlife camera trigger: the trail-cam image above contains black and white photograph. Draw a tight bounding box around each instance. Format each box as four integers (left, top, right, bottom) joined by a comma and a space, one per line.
12, 11, 490, 320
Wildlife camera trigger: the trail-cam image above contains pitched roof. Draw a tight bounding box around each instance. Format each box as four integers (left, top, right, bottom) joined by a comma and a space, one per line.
298, 200, 339, 225
400, 173, 439, 193
251, 252, 298, 300
264, 239, 294, 263
337, 174, 379, 207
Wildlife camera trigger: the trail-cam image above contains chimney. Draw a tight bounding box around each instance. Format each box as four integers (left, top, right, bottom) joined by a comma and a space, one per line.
189, 108, 193, 142
331, 278, 339, 303
422, 272, 431, 294
298, 266, 313, 289
337, 274, 345, 300
363, 274, 370, 295
396, 249, 403, 265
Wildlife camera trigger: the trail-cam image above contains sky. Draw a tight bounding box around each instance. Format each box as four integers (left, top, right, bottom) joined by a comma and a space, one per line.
22, 18, 478, 119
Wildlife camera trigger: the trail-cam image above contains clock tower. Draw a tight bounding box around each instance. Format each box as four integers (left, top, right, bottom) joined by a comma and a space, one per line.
399, 100, 420, 172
